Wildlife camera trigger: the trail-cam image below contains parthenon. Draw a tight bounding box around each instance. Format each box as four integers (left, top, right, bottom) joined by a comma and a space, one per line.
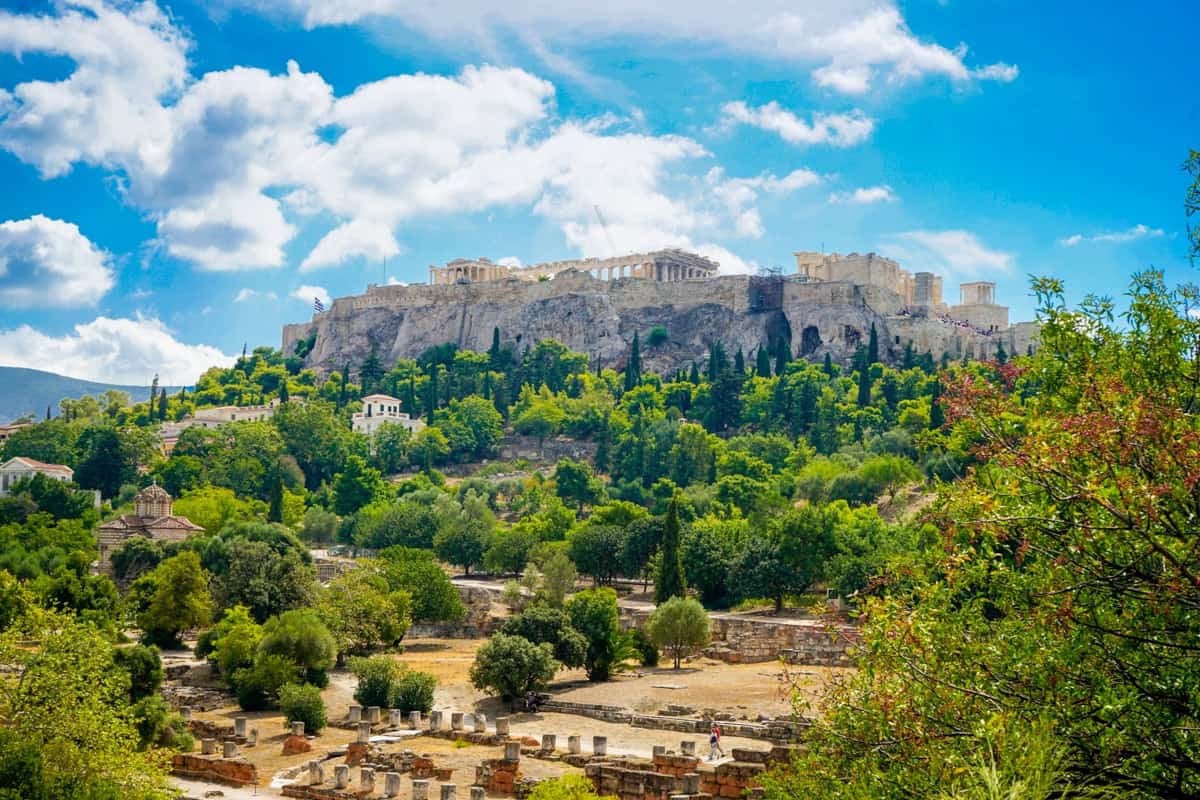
428, 249, 720, 286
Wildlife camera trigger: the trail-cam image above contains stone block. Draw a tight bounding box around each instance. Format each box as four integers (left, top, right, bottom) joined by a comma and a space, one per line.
473, 713, 487, 733
568, 734, 581, 754
430, 710, 444, 730
180, 706, 193, 720
201, 738, 217, 756
282, 735, 311, 755
593, 735, 607, 756
360, 767, 376, 792
653, 745, 666, 757
348, 704, 362, 722
247, 728, 257, 746
470, 787, 486, 800
494, 716, 510, 736
384, 771, 402, 796
223, 741, 237, 758
681, 740, 696, 756
504, 741, 521, 762
542, 734, 556, 752
234, 716, 247, 738
357, 722, 373, 744
291, 721, 305, 737
367, 706, 381, 723
441, 783, 457, 800
410, 710, 423, 729
684, 773, 701, 793
390, 709, 403, 727
412, 778, 430, 800
451, 712, 465, 731
308, 761, 324, 785
334, 764, 349, 789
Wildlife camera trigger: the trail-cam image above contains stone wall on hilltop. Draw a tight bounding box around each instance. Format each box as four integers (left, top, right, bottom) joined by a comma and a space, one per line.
282, 271, 1036, 376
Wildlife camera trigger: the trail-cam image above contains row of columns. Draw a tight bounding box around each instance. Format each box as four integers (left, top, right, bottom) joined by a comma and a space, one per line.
309, 762, 471, 800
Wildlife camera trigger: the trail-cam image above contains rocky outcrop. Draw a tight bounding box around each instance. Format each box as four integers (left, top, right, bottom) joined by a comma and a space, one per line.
282, 271, 1037, 376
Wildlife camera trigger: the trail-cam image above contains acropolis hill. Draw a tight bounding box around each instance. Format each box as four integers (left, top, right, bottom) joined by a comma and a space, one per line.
282, 249, 1038, 376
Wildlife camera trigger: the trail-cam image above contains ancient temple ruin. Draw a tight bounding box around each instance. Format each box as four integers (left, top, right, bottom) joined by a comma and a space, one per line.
428, 249, 719, 286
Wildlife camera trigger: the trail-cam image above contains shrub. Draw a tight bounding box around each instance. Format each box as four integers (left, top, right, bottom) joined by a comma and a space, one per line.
279, 683, 327, 734
527, 775, 606, 800
646, 326, 668, 347
349, 655, 403, 708
114, 644, 163, 702
234, 653, 300, 711
627, 627, 659, 667
469, 633, 558, 700
131, 695, 194, 751
393, 670, 437, 713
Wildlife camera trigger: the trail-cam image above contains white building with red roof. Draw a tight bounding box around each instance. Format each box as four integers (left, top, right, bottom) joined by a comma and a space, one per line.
0, 457, 74, 496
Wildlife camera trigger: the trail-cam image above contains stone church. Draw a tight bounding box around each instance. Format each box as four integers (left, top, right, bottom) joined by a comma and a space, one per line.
95, 484, 204, 574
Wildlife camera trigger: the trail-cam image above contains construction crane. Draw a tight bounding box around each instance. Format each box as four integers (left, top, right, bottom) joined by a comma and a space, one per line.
593, 205, 619, 257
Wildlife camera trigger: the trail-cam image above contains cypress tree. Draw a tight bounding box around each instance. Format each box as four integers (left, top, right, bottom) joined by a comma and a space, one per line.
688, 362, 700, 384
823, 352, 834, 377
45, 405, 51, 421
267, 469, 284, 523
867, 322, 879, 364
756, 346, 771, 378
406, 375, 417, 415
774, 343, 788, 377
857, 361, 873, 407
929, 379, 945, 429
624, 332, 642, 392
489, 326, 502, 361
996, 342, 1008, 365
425, 368, 438, 425
594, 413, 611, 473
902, 340, 916, 369
359, 347, 383, 394
940, 351, 951, 371
158, 390, 168, 420
654, 493, 686, 604
734, 347, 746, 376
338, 363, 350, 407
279, 381, 289, 404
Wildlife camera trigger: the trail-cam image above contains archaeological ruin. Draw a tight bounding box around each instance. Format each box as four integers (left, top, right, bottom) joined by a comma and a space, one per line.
285, 247, 1036, 380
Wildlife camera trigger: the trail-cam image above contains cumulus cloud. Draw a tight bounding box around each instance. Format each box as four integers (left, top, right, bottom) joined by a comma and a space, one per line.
829, 185, 896, 204
0, 2, 874, 275
721, 101, 874, 147
292, 284, 331, 309
1059, 224, 1164, 247
885, 229, 1013, 279
301, 220, 403, 272
0, 215, 115, 308
234, 288, 277, 302
229, 1, 1015, 95
0, 316, 233, 384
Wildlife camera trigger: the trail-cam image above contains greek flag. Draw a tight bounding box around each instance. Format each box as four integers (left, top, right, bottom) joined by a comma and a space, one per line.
313, 297, 326, 313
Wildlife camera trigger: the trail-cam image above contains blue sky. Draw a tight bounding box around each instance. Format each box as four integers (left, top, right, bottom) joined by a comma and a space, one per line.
0, 0, 1193, 384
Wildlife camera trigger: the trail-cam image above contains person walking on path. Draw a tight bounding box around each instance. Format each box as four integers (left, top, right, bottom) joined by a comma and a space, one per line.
708, 723, 725, 761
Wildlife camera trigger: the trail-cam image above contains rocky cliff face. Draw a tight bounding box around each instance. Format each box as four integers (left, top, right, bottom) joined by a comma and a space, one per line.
282, 271, 1035, 376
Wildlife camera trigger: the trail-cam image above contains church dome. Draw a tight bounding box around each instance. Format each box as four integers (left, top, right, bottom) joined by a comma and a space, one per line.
135, 483, 173, 518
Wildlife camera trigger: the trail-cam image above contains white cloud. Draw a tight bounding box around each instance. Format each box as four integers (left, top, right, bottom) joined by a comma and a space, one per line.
829, 185, 896, 204
0, 316, 233, 384
234, 288, 277, 302
229, 1, 1015, 95
0, 215, 115, 308
292, 284, 331, 309
1059, 224, 1164, 247
703, 167, 822, 240
497, 257, 522, 268
886, 229, 1013, 279
0, 0, 188, 177
721, 101, 874, 147
0, 3, 829, 275
694, 243, 758, 275
300, 219, 403, 272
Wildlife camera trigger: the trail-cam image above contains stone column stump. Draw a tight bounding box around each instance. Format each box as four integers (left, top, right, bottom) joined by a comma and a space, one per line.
367, 706, 381, 723
593, 736, 607, 756
441, 784, 457, 800
473, 713, 487, 733
348, 705, 362, 723
222, 741, 237, 758
200, 738, 216, 756
541, 734, 556, 752
384, 771, 402, 797
360, 767, 376, 792
334, 764, 349, 789
568, 735, 581, 754
412, 778, 430, 800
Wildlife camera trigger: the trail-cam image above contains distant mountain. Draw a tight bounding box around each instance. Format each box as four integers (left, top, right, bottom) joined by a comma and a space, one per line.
0, 367, 184, 424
